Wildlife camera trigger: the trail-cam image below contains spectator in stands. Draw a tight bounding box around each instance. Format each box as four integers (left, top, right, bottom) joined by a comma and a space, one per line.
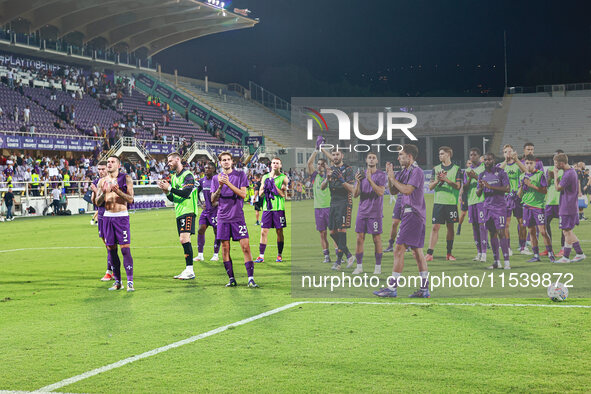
29, 124, 35, 136
23, 105, 30, 124
184, 108, 189, 121
0, 105, 3, 118
7, 68, 14, 88
51, 185, 61, 214
13, 105, 18, 122
3, 187, 14, 221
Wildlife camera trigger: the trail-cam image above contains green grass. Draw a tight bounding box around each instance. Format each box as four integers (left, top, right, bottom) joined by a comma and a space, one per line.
1, 197, 590, 392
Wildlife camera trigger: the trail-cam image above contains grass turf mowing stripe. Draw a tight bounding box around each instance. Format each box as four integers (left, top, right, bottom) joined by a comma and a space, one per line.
36, 300, 591, 392
36, 302, 305, 392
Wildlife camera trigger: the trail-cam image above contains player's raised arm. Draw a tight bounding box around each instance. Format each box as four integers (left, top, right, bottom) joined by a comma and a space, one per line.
353, 171, 363, 198
366, 170, 385, 197
307, 150, 317, 175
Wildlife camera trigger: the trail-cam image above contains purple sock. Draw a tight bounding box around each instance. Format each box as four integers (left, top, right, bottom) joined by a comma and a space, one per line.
491, 237, 500, 261
197, 233, 205, 253
387, 276, 398, 288
375, 252, 383, 266
121, 247, 134, 282
214, 239, 220, 254
479, 225, 488, 254
532, 245, 539, 256
519, 239, 525, 249
564, 247, 572, 258
573, 241, 583, 254
388, 239, 395, 248
259, 243, 267, 256
109, 249, 121, 281
323, 249, 330, 256
223, 260, 234, 279
245, 261, 254, 277
355, 252, 363, 266
472, 223, 481, 253
106, 249, 112, 271
546, 244, 554, 254
500, 238, 510, 261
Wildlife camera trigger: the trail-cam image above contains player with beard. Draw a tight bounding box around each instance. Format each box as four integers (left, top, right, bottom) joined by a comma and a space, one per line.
374, 144, 429, 298
96, 156, 135, 291
90, 161, 113, 281
352, 153, 387, 275
320, 149, 356, 271
543, 149, 565, 257
307, 150, 332, 263
553, 153, 586, 263
477, 153, 511, 270
499, 144, 530, 255
158, 152, 198, 280
255, 157, 289, 263
211, 152, 257, 287
194, 162, 221, 262
464, 148, 488, 262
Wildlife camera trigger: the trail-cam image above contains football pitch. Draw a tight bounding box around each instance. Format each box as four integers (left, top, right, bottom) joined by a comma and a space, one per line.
1, 196, 590, 393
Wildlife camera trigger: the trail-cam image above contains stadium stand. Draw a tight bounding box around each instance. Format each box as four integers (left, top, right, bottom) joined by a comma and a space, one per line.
499, 92, 591, 156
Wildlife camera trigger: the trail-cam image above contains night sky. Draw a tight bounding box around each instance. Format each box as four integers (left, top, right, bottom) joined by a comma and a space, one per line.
154, 0, 591, 98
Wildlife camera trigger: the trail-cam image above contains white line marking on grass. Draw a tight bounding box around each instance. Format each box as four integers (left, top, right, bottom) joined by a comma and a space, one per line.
307, 301, 591, 309
36, 302, 306, 392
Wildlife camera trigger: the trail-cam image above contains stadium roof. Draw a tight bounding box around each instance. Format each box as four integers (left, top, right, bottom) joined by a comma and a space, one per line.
0, 0, 257, 57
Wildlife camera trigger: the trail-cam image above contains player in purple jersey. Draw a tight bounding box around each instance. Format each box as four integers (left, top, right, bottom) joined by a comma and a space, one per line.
477, 153, 511, 270
95, 156, 136, 291
384, 162, 404, 253
553, 153, 586, 263
353, 153, 387, 275
194, 162, 221, 262
374, 144, 430, 298
90, 161, 113, 281
211, 152, 257, 288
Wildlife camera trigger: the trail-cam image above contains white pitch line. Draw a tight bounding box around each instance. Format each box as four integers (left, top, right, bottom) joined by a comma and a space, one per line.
36, 302, 305, 392
35, 299, 591, 392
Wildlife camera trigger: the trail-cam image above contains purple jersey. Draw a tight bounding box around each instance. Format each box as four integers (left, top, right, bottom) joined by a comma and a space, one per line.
356, 170, 387, 218
199, 175, 217, 214
211, 170, 248, 222
398, 162, 426, 222
478, 168, 509, 210
558, 168, 579, 216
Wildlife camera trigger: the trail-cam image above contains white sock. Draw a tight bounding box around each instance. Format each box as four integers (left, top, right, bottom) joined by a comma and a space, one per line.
357, 263, 363, 269
106, 270, 113, 274
481, 253, 487, 259
248, 276, 254, 282
197, 253, 203, 258
259, 254, 264, 259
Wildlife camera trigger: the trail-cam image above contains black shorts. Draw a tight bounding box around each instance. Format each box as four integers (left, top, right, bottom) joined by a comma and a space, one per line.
254, 199, 264, 211
329, 203, 352, 230
460, 199, 468, 212
432, 203, 459, 224
176, 213, 196, 235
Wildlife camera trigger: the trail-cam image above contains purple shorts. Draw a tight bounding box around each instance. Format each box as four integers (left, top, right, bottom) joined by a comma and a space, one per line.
97, 216, 104, 239
262, 210, 287, 229
522, 205, 545, 227
392, 198, 403, 220
545, 205, 560, 221
396, 208, 425, 249
505, 195, 523, 218
217, 219, 249, 241
199, 210, 218, 228
468, 202, 485, 224
559, 214, 579, 230
315, 207, 330, 232
103, 214, 131, 246
483, 206, 507, 230
355, 216, 383, 235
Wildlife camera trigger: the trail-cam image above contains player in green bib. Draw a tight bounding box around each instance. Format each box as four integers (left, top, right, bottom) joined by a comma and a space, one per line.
425, 146, 462, 261
158, 152, 198, 280
307, 150, 333, 263
499, 144, 530, 255
518, 155, 555, 262
463, 147, 488, 262
255, 157, 289, 263
544, 149, 565, 256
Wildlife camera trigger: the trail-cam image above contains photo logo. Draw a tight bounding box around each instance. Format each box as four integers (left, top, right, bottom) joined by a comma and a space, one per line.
306, 109, 418, 141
